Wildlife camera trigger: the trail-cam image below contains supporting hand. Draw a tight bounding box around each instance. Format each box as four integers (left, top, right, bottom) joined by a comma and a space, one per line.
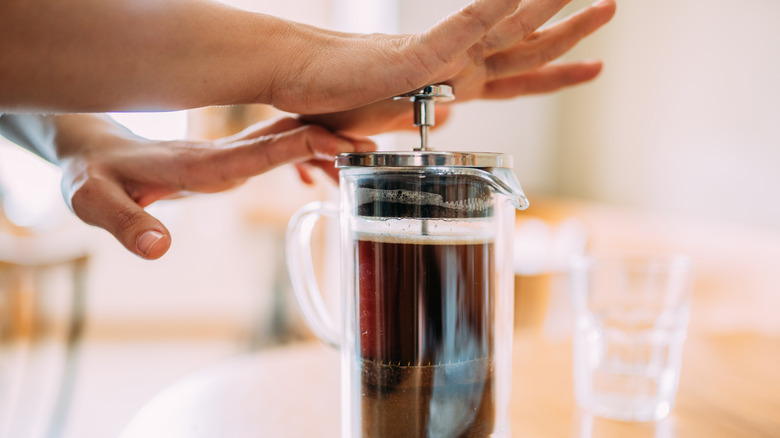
53, 115, 372, 259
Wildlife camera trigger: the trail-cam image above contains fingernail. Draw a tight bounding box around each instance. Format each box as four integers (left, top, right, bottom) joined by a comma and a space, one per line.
592, 0, 611, 7
137, 230, 164, 257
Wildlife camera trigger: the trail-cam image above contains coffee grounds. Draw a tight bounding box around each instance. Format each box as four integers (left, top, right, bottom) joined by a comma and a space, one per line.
360, 358, 495, 438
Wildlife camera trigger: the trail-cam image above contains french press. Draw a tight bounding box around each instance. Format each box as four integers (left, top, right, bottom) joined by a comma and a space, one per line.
287, 84, 529, 438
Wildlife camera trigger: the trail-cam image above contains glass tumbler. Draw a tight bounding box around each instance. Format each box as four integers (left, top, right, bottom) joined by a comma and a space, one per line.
570, 253, 694, 422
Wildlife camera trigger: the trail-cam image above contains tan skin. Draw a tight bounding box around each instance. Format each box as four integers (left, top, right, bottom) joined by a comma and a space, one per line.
0, 0, 616, 259
1, 0, 615, 113
44, 114, 374, 259
302, 0, 616, 135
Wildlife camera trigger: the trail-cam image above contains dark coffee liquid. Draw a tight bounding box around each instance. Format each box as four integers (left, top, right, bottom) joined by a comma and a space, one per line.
355, 234, 496, 438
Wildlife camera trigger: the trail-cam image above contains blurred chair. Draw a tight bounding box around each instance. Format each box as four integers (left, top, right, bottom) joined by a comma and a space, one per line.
0, 236, 87, 438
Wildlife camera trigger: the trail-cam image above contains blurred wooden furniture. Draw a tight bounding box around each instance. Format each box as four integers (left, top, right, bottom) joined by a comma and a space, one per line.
120, 331, 780, 438
187, 104, 278, 140
515, 197, 780, 335
119, 197, 780, 437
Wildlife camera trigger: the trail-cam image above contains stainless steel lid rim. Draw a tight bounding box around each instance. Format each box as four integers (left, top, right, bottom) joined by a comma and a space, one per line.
336, 151, 513, 168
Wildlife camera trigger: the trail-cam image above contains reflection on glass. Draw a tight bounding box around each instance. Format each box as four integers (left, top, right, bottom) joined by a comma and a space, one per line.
572, 409, 676, 438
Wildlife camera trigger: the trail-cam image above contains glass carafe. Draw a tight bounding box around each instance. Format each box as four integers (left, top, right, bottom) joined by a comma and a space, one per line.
286, 151, 528, 438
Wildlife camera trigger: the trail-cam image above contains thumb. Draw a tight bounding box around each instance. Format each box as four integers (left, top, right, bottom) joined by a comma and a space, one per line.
68, 177, 171, 260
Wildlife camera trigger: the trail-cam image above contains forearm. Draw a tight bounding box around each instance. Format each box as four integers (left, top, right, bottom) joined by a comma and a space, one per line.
0, 0, 298, 112
1, 0, 616, 129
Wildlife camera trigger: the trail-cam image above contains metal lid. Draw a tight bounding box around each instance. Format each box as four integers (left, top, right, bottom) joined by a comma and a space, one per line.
336, 151, 512, 168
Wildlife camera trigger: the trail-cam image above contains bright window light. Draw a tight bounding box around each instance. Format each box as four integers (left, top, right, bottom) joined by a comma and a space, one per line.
108, 111, 188, 141
0, 142, 63, 229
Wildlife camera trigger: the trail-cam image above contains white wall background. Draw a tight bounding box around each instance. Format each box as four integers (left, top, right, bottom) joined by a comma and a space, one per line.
554, 0, 780, 230
393, 0, 780, 231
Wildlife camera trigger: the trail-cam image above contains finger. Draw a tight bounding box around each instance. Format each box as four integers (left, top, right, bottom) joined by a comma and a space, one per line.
482, 60, 602, 98
305, 159, 341, 183
68, 176, 171, 260
486, 0, 616, 80
302, 134, 375, 183
295, 162, 316, 185
333, 132, 377, 152
180, 125, 372, 188
218, 116, 303, 144
296, 134, 375, 184
417, 0, 522, 72
482, 0, 588, 55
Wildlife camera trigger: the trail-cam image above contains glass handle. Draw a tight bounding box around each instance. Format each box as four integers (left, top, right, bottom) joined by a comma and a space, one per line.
285, 201, 340, 348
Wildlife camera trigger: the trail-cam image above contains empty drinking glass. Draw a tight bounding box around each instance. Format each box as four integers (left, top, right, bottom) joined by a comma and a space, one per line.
570, 253, 694, 422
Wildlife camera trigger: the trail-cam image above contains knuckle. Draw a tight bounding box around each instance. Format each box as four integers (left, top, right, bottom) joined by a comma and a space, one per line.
300, 125, 329, 155
253, 137, 275, 167
534, 46, 555, 66
484, 56, 499, 80
513, 15, 536, 38
170, 145, 210, 190
467, 44, 487, 68
305, 124, 330, 139
524, 30, 543, 43
401, 34, 439, 82
113, 205, 147, 233
66, 170, 103, 214
67, 185, 94, 221
479, 33, 500, 56
273, 116, 304, 132
460, 4, 493, 35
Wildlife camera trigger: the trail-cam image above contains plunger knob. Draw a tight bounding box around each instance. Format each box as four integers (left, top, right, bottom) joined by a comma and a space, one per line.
394, 84, 455, 150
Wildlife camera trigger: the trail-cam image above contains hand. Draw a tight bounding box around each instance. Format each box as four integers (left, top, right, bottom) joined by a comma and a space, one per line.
300, 0, 616, 136
57, 115, 373, 260
273, 0, 616, 118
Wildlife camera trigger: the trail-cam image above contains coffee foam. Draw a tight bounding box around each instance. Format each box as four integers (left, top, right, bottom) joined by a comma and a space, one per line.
355, 231, 494, 246
356, 188, 493, 213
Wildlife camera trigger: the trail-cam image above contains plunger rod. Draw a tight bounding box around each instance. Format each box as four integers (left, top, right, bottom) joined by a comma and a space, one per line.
419, 125, 429, 150
413, 97, 435, 150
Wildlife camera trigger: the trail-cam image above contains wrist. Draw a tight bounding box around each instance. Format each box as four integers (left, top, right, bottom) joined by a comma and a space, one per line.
51, 114, 142, 165
261, 20, 340, 112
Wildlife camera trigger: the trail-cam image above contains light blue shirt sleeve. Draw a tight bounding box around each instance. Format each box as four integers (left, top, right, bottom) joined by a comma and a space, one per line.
0, 113, 57, 162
